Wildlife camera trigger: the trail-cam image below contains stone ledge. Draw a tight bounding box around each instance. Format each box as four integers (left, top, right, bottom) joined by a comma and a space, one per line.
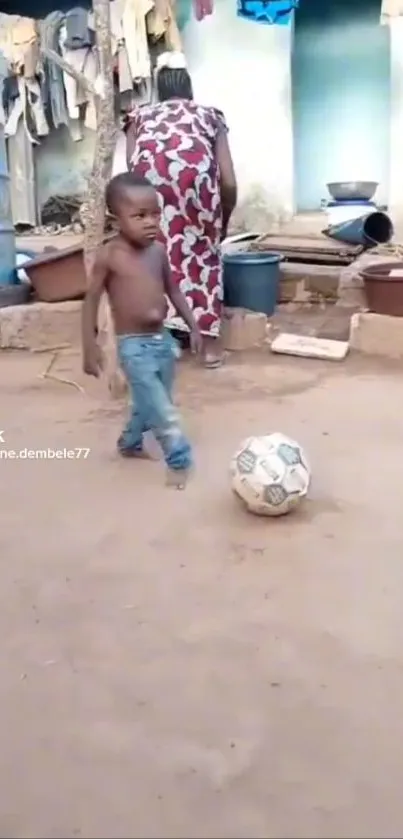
349, 311, 403, 359
0, 301, 82, 350
221, 308, 267, 351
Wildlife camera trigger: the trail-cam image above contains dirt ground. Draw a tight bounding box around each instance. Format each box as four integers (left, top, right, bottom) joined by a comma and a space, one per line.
2, 348, 403, 839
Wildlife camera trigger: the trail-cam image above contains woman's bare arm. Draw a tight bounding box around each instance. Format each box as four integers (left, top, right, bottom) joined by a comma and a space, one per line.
216, 130, 237, 238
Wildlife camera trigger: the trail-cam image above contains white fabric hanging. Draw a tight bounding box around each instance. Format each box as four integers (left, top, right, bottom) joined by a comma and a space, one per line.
380, 0, 403, 24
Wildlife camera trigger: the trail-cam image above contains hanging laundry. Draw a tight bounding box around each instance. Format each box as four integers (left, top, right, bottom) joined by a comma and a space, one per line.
12, 17, 39, 76
118, 43, 133, 93
0, 16, 39, 77
64, 7, 94, 50
122, 0, 154, 81
380, 0, 403, 24
2, 74, 18, 120
0, 51, 7, 125
25, 77, 49, 136
108, 0, 125, 52
192, 0, 213, 22
5, 75, 49, 143
147, 0, 183, 51
237, 0, 298, 25
8, 117, 37, 227
39, 12, 69, 130
0, 15, 13, 68
59, 22, 98, 138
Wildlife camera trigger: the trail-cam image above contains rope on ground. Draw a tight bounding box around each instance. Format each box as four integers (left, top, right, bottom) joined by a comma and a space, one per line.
372, 243, 403, 258
31, 345, 85, 393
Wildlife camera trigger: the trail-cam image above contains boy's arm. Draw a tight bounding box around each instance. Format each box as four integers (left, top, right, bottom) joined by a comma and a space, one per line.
162, 249, 201, 334
82, 249, 108, 376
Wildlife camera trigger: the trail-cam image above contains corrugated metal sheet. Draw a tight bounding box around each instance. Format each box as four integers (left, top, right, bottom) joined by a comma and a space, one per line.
381, 0, 403, 23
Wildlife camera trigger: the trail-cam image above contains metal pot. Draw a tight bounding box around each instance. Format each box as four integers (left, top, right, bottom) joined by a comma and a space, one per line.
327, 181, 379, 202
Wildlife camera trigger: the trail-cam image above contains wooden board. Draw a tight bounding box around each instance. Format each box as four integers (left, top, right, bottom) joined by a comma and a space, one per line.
250, 234, 363, 266
255, 233, 361, 254
271, 333, 349, 361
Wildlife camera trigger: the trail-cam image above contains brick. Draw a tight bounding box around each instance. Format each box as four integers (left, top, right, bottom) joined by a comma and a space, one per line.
349, 311, 403, 358
221, 307, 267, 351
271, 332, 349, 360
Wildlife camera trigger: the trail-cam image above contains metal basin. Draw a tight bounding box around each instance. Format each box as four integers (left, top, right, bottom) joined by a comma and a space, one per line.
327, 181, 379, 201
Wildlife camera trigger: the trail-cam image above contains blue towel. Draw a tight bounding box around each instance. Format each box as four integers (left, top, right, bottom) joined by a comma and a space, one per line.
237, 0, 298, 25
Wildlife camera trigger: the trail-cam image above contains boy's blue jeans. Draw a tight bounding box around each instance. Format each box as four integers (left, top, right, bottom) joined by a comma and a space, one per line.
117, 330, 192, 471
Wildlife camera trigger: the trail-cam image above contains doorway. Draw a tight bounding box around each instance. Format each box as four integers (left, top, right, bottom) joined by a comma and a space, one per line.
292, 0, 390, 211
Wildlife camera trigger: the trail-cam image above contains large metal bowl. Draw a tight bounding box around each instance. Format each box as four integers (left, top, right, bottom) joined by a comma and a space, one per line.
327, 181, 379, 201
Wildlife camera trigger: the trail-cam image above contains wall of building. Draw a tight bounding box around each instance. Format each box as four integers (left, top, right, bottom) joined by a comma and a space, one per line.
182, 0, 294, 229
292, 0, 390, 211
389, 17, 403, 230
35, 0, 400, 227
36, 2, 295, 230
35, 125, 95, 211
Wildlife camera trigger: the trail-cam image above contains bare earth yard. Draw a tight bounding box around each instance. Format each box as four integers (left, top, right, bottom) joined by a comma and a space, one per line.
1, 349, 403, 839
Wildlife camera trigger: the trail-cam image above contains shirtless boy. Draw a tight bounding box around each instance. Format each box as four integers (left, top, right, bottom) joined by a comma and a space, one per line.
82, 171, 203, 487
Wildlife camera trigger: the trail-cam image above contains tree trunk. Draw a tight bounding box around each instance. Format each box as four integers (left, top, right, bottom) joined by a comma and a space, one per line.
81, 0, 126, 399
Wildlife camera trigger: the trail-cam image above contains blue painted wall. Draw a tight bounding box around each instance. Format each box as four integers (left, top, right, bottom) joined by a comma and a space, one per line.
292, 0, 390, 211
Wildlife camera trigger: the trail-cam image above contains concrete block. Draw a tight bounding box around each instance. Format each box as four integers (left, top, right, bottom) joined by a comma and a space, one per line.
221, 307, 267, 351
0, 300, 82, 350
349, 311, 403, 359
271, 332, 349, 361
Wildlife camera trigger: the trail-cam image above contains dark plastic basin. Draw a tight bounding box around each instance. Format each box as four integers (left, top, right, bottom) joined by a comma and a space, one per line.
223, 250, 283, 316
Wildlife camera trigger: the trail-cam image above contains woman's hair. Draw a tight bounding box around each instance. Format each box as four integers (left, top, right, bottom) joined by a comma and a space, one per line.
156, 67, 194, 102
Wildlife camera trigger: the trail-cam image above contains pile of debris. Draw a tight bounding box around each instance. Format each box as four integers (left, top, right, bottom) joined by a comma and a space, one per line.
17, 194, 116, 237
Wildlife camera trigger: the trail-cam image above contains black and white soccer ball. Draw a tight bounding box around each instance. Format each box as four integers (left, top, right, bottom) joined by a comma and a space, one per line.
230, 432, 311, 517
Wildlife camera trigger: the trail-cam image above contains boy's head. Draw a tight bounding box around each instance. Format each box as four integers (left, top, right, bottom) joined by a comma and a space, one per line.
105, 172, 160, 247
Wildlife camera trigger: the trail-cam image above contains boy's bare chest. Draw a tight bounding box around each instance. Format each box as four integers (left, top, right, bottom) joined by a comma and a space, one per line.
110, 245, 163, 281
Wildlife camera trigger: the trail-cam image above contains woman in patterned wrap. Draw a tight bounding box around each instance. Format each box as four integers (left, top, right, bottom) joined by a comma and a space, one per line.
125, 52, 237, 368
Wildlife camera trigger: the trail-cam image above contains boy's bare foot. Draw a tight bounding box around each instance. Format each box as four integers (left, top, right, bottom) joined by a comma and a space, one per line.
166, 468, 190, 490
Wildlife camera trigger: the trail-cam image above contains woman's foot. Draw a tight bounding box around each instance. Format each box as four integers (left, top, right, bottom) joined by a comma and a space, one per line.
203, 336, 224, 369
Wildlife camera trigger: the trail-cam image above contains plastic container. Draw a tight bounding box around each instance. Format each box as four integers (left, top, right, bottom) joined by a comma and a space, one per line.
16, 250, 37, 284
24, 244, 87, 302
324, 211, 393, 247
0, 126, 16, 285
360, 261, 403, 317
223, 250, 282, 316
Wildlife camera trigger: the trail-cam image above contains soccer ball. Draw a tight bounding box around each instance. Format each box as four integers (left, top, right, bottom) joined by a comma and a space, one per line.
230, 432, 311, 517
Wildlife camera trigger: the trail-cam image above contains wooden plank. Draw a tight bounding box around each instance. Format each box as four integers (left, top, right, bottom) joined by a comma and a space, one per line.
256, 233, 355, 250
253, 233, 362, 256
281, 253, 352, 265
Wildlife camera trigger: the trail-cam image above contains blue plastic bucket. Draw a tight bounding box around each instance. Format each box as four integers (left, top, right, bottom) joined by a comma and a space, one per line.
324, 211, 393, 247
223, 250, 282, 316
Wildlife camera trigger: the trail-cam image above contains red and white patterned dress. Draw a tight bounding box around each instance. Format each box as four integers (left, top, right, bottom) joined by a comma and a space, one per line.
128, 99, 226, 337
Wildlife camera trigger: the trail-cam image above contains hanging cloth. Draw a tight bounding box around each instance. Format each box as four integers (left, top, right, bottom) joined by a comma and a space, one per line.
380, 0, 403, 24
237, 0, 298, 25
39, 12, 69, 130
192, 0, 213, 22
147, 0, 183, 50
122, 0, 153, 81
